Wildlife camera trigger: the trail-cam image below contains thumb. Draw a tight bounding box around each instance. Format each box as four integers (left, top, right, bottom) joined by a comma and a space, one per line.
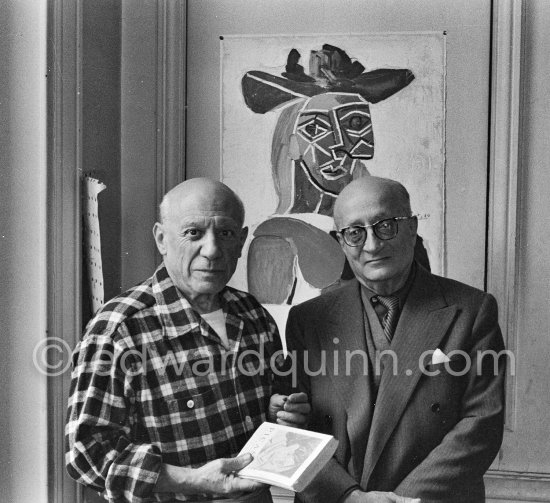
270, 394, 287, 408
223, 454, 254, 473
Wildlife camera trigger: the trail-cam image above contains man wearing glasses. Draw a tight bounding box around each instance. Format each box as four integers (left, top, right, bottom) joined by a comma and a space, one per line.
285, 176, 506, 503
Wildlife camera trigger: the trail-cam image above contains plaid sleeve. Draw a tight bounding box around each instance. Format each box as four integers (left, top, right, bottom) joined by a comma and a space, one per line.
65, 329, 162, 503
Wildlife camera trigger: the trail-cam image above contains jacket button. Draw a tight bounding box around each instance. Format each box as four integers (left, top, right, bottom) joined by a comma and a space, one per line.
431, 402, 441, 413
324, 415, 332, 424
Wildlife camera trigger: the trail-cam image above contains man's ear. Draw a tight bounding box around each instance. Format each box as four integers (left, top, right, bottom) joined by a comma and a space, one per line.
335, 232, 346, 249
153, 222, 167, 256
237, 227, 249, 257
410, 216, 419, 236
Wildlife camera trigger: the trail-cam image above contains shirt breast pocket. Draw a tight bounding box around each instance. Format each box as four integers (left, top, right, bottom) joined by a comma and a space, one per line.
166, 387, 216, 415
161, 387, 219, 462
141, 385, 216, 431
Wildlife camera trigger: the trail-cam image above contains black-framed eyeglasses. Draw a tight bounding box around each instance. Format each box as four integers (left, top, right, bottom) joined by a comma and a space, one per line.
338, 216, 420, 247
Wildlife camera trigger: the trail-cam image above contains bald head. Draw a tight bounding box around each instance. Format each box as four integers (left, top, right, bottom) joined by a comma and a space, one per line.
334, 176, 412, 229
159, 178, 245, 227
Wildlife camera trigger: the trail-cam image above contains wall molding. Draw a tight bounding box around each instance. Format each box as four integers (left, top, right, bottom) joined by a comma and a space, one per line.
155, 0, 187, 207
486, 470, 550, 502
46, 0, 83, 502
486, 0, 524, 431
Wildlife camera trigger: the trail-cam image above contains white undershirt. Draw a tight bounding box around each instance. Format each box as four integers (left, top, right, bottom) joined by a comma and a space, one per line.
201, 309, 229, 348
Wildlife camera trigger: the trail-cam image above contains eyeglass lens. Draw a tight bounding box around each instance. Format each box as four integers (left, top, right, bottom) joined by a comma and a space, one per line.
343, 219, 398, 245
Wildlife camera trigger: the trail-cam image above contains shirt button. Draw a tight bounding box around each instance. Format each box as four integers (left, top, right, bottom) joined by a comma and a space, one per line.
187, 399, 195, 409
431, 402, 441, 413
245, 416, 253, 425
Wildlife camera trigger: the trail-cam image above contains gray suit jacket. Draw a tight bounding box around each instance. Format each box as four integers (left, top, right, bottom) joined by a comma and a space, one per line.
285, 265, 505, 503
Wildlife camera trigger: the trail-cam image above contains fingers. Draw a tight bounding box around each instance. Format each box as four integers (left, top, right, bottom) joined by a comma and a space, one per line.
221, 456, 267, 494
226, 476, 265, 494
222, 453, 254, 473
266, 392, 313, 427
276, 392, 310, 426
276, 410, 308, 426
268, 394, 287, 422
269, 393, 311, 427
283, 394, 311, 414
285, 393, 310, 411
270, 393, 287, 409
286, 392, 308, 403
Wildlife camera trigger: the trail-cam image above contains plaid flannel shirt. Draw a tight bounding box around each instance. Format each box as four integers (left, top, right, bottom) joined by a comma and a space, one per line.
65, 263, 284, 503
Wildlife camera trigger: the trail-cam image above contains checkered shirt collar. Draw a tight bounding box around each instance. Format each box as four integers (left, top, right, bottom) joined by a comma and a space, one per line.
151, 262, 239, 340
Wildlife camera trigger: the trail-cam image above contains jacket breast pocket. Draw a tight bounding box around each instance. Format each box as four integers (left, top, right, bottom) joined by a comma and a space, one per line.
424, 350, 470, 373
419, 356, 469, 428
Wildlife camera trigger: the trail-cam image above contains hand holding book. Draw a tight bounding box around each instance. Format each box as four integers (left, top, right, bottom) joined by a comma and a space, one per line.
237, 422, 338, 492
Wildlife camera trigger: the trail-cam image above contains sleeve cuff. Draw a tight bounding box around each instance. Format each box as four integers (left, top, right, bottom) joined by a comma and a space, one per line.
337, 484, 361, 503
105, 441, 163, 502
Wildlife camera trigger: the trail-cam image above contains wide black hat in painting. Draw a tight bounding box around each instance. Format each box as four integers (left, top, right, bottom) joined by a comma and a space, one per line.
242, 44, 415, 114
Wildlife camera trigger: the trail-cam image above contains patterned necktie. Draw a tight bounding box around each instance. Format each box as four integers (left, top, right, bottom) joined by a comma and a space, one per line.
376, 295, 400, 343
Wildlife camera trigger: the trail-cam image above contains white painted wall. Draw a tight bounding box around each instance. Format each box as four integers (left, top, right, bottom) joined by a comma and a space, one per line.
0, 0, 48, 501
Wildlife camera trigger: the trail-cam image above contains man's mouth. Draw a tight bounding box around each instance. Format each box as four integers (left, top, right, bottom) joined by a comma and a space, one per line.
366, 257, 390, 264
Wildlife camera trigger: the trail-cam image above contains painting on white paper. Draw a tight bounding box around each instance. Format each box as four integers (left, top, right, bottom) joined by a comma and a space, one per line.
221, 33, 446, 317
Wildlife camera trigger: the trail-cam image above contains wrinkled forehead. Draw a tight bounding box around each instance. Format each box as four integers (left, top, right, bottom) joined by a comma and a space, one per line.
302, 92, 369, 112
168, 191, 243, 226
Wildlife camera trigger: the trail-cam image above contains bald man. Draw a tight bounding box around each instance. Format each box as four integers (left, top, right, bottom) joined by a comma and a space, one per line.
66, 178, 308, 503
285, 177, 506, 503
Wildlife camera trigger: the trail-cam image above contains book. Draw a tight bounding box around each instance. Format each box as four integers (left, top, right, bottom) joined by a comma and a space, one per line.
237, 422, 338, 493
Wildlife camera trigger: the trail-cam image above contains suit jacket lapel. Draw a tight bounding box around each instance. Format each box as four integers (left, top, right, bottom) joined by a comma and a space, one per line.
361, 266, 458, 488
322, 280, 368, 394
321, 280, 374, 479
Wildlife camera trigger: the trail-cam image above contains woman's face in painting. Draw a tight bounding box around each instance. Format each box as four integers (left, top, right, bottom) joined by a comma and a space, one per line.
293, 93, 374, 195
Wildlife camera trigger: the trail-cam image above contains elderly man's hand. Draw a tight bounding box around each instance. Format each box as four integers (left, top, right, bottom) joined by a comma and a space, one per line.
268, 392, 310, 428
190, 454, 265, 496
344, 490, 421, 503
155, 454, 266, 496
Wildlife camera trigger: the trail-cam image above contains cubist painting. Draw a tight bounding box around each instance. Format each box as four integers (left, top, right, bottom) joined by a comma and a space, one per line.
221, 34, 445, 332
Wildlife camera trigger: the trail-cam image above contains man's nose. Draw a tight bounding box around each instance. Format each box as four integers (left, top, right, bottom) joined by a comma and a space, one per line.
200, 230, 223, 259
362, 227, 383, 253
